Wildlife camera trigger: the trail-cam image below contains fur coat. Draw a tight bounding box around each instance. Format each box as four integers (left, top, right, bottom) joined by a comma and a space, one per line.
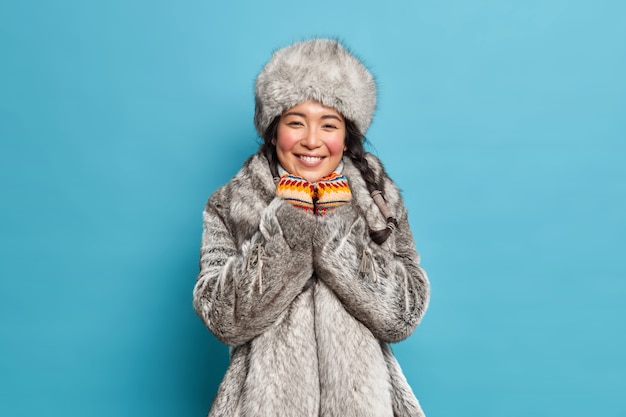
193, 152, 430, 417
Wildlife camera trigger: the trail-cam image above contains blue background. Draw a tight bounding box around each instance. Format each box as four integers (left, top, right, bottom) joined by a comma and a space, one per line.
1, 0, 625, 416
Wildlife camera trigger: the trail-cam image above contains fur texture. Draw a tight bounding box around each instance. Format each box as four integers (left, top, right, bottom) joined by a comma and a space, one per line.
194, 153, 430, 417
254, 39, 377, 136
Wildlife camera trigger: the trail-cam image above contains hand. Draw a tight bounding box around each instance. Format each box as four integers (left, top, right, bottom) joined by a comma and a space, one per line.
276, 174, 315, 214
314, 172, 352, 216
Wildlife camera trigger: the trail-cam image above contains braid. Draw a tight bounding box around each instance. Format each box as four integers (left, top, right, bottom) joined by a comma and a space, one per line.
344, 120, 398, 245
260, 116, 398, 245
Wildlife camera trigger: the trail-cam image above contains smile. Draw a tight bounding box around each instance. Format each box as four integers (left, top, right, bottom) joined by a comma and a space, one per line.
298, 155, 324, 163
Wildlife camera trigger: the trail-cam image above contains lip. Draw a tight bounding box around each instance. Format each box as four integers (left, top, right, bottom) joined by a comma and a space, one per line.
297, 154, 325, 166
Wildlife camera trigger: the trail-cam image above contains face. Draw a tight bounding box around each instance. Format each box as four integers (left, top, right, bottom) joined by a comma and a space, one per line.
273, 100, 346, 183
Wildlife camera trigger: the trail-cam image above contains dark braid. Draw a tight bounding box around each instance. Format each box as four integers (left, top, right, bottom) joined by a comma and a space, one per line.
343, 120, 398, 244
259, 116, 398, 244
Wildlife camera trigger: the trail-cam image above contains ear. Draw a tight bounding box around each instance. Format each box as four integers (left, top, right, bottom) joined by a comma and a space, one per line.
271, 138, 277, 145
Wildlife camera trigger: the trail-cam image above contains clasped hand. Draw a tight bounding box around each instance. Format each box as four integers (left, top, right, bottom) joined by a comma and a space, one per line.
276, 173, 352, 216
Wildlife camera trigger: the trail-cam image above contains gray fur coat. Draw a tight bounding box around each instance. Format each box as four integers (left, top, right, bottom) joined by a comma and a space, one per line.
193, 152, 430, 417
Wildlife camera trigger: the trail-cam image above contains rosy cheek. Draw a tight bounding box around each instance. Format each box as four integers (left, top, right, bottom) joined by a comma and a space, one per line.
275, 131, 297, 152
325, 136, 346, 155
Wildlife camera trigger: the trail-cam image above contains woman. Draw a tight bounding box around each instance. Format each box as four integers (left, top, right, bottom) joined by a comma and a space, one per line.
193, 39, 430, 417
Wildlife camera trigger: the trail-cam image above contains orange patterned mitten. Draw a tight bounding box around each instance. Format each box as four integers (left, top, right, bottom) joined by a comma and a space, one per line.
314, 173, 352, 216
276, 174, 316, 214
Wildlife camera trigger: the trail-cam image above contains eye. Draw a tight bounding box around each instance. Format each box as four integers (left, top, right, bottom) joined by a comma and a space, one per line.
322, 123, 338, 129
287, 120, 304, 127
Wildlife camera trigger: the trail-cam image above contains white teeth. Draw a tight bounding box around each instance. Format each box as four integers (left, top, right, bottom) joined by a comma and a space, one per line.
299, 155, 323, 163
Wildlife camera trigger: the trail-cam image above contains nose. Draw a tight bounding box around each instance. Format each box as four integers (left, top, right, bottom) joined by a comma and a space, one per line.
302, 127, 322, 149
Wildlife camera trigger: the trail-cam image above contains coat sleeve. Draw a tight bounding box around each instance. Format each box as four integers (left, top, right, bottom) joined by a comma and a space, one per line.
193, 198, 317, 346
312, 199, 429, 343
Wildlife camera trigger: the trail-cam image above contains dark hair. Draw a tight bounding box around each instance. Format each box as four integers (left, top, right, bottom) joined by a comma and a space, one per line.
259, 116, 398, 244
259, 116, 281, 178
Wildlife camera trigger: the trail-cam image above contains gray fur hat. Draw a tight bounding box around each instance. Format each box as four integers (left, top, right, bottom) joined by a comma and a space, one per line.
254, 39, 377, 137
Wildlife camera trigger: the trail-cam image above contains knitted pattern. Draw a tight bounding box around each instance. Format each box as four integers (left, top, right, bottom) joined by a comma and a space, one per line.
315, 172, 352, 216
276, 174, 315, 213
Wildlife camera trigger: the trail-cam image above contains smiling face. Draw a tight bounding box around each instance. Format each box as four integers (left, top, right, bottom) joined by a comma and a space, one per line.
273, 100, 346, 183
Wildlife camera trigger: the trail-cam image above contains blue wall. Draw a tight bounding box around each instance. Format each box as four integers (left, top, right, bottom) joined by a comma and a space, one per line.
1, 1, 624, 416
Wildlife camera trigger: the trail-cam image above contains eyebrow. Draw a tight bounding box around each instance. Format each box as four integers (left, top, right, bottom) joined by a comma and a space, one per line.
283, 111, 344, 122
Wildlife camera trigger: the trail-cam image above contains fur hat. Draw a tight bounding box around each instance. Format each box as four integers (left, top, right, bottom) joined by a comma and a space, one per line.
254, 39, 377, 137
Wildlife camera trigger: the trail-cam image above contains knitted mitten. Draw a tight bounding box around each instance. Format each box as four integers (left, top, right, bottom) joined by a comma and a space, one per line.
314, 172, 352, 216
276, 174, 315, 214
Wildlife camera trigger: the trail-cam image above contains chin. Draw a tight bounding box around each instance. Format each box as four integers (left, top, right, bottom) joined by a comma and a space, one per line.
305, 172, 329, 182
